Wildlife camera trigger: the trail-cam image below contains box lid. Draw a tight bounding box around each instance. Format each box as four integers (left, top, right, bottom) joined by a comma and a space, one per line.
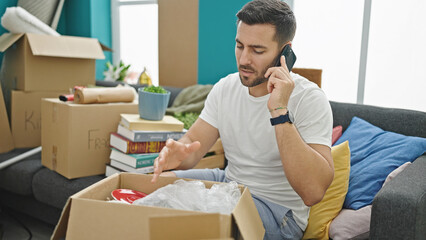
0, 33, 24, 52
0, 33, 105, 59
232, 188, 265, 240
27, 33, 105, 59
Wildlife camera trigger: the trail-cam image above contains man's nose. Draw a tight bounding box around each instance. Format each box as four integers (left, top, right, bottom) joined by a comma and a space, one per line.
239, 49, 251, 66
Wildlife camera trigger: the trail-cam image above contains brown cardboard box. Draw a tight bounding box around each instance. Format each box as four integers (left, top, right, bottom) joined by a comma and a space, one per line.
52, 173, 265, 240
158, 0, 198, 87
0, 86, 14, 153
0, 33, 105, 91
11, 90, 67, 148
41, 98, 138, 179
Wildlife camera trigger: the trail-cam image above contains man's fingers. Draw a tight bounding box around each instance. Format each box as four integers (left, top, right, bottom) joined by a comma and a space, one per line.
267, 77, 276, 93
264, 68, 272, 78
185, 141, 201, 154
152, 139, 199, 183
166, 138, 175, 147
280, 55, 289, 72
151, 174, 158, 183
151, 157, 162, 183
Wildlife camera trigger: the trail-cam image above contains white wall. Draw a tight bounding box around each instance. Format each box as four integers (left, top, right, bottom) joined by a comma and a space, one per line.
293, 0, 425, 112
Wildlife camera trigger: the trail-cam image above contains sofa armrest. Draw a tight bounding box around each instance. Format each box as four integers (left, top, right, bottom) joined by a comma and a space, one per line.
370, 155, 426, 240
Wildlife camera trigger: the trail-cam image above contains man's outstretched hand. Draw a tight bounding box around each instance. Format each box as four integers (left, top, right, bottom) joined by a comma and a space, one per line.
151, 139, 201, 183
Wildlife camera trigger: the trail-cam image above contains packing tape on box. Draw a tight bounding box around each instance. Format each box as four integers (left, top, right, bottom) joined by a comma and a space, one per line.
74, 87, 135, 104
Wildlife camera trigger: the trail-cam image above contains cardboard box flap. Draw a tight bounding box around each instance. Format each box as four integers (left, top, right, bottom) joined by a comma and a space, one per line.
51, 198, 71, 240
149, 214, 230, 240
232, 188, 265, 240
100, 42, 112, 52
26, 33, 105, 59
0, 85, 14, 153
0, 33, 24, 52
66, 198, 202, 239
72, 172, 121, 200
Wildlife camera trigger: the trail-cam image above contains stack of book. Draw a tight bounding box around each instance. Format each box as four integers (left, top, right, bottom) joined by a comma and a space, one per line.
106, 113, 185, 176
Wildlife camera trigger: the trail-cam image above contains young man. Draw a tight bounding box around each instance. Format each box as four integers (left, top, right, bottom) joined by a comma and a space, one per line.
152, 0, 334, 239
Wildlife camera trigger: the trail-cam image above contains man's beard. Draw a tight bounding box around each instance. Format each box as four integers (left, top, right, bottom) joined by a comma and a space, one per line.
239, 60, 276, 87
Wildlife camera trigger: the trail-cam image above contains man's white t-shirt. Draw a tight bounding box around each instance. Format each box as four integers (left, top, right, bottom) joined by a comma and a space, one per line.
199, 72, 333, 230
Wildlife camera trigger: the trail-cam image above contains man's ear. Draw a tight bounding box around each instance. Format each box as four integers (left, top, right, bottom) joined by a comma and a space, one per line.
279, 41, 292, 51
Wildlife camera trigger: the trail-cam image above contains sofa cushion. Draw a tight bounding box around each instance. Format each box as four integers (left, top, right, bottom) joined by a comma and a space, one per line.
335, 117, 426, 210
0, 189, 62, 226
332, 125, 342, 145
303, 141, 350, 240
329, 162, 411, 240
330, 101, 426, 138
0, 148, 43, 195
329, 205, 372, 240
382, 162, 411, 187
32, 168, 104, 209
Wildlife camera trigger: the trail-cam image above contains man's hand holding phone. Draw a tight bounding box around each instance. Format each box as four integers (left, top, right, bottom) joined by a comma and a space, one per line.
151, 139, 201, 183
265, 55, 295, 116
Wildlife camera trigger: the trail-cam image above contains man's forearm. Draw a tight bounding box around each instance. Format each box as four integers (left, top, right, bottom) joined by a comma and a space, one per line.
274, 122, 334, 206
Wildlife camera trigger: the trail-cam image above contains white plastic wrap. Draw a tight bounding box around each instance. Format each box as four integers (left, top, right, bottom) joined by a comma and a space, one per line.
1, 7, 60, 36
132, 179, 241, 214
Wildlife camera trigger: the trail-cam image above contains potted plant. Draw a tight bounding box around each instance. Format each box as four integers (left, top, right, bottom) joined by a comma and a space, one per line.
138, 85, 170, 120
103, 61, 131, 82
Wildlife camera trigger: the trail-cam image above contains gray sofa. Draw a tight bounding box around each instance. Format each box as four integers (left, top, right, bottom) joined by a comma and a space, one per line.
0, 82, 425, 239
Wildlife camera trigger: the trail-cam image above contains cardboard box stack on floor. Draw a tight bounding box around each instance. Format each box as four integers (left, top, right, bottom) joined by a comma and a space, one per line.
52, 173, 265, 240
0, 33, 106, 149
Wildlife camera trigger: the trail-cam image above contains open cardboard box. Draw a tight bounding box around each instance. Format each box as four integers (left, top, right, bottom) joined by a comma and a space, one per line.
52, 173, 265, 240
0, 33, 106, 91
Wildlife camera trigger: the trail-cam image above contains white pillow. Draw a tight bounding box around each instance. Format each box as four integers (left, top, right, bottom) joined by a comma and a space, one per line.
329, 162, 411, 240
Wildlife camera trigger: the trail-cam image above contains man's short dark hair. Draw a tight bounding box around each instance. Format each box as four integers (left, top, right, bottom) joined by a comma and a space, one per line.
236, 0, 296, 46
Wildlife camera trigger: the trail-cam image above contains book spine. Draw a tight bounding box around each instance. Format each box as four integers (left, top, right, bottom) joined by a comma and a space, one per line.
133, 132, 185, 142
126, 141, 166, 154
134, 166, 154, 174
110, 160, 155, 173
135, 158, 156, 168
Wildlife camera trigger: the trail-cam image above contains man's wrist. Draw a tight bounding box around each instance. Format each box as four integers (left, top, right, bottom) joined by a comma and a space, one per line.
270, 113, 292, 126
270, 108, 288, 118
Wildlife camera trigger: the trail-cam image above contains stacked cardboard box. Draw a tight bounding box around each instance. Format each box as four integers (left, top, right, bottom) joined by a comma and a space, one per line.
0, 33, 106, 149
41, 98, 138, 179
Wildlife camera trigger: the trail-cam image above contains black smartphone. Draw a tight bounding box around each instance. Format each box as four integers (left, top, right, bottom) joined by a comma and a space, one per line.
273, 44, 297, 71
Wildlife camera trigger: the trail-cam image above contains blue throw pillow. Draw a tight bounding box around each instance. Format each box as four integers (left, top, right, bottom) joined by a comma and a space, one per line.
334, 117, 426, 210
